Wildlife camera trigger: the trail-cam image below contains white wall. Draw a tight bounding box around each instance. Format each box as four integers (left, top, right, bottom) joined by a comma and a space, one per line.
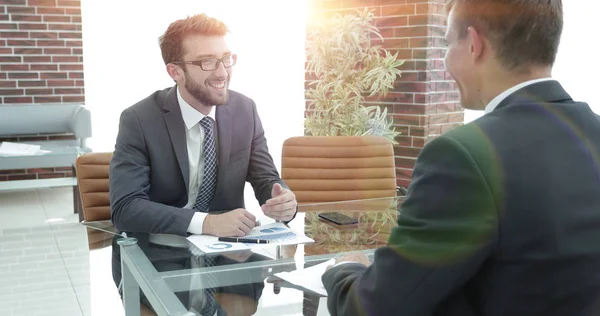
81, 0, 307, 215
464, 0, 600, 123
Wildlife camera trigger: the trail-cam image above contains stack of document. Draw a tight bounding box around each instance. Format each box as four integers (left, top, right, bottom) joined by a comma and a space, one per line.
186, 222, 314, 254
0, 142, 50, 156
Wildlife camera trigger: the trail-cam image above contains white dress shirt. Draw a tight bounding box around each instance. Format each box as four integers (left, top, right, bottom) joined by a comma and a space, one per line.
177, 87, 217, 235
484, 78, 554, 114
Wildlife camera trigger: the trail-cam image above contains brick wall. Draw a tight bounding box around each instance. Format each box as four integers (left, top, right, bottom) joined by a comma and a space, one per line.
0, 0, 84, 181
307, 0, 463, 189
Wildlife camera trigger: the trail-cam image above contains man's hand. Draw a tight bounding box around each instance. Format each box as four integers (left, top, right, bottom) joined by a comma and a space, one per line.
262, 183, 297, 221
203, 208, 257, 237
326, 252, 372, 271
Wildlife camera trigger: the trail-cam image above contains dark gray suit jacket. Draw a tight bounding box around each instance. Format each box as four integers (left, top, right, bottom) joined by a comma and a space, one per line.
323, 81, 600, 315
109, 86, 289, 236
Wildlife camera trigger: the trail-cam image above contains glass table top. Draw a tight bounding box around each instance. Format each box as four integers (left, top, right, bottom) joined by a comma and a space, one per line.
82, 197, 401, 316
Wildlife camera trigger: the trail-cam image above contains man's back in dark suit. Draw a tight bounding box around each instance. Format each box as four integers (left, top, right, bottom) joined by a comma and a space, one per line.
322, 1, 600, 315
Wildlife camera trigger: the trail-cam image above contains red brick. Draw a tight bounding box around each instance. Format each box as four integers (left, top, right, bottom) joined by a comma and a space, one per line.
11, 15, 42, 22
26, 88, 52, 95
394, 25, 428, 37
37, 7, 65, 14
63, 171, 73, 177
51, 55, 77, 62
0, 80, 17, 88
75, 79, 83, 86
42, 15, 69, 22
65, 39, 81, 46
47, 79, 73, 86
30, 31, 58, 39
1, 64, 28, 71
15, 47, 43, 54
18, 23, 47, 30
6, 7, 35, 14
392, 135, 411, 146
381, 4, 415, 16
7, 39, 35, 46
430, 113, 449, 124
396, 71, 427, 82
0, 23, 18, 30
46, 23, 76, 31
54, 166, 73, 171
38, 173, 64, 179
396, 167, 413, 180
64, 8, 80, 15
414, 93, 429, 104
376, 16, 408, 28
34, 96, 60, 102
28, 0, 57, 6
428, 125, 442, 136
57, 0, 80, 6
71, 47, 82, 54
1, 0, 26, 5
412, 137, 426, 148
394, 82, 427, 93
430, 92, 446, 103
23, 56, 50, 62
416, 3, 429, 14
393, 114, 422, 126
7, 174, 36, 180
68, 71, 82, 78
408, 15, 429, 26
8, 72, 37, 79
394, 146, 422, 158
432, 81, 454, 92
381, 38, 409, 49
0, 48, 12, 54
428, 71, 446, 81
54, 87, 81, 94
59, 64, 81, 71
0, 88, 24, 95
4, 96, 32, 103
441, 123, 462, 134
43, 47, 69, 54
0, 169, 26, 175
409, 126, 425, 137
26, 168, 54, 174
0, 15, 7, 21
62, 95, 84, 102
57, 31, 80, 39
18, 80, 46, 87
40, 72, 67, 79
447, 92, 460, 102
70, 15, 80, 23
386, 48, 411, 60
393, 103, 426, 114
0, 31, 28, 38
395, 157, 416, 169
31, 64, 57, 70
37, 39, 65, 46
449, 112, 464, 123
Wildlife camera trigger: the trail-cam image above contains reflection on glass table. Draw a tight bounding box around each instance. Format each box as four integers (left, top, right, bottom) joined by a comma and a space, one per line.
83, 197, 401, 316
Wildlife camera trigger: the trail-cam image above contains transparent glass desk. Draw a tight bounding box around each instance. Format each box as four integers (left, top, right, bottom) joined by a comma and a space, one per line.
86, 197, 401, 316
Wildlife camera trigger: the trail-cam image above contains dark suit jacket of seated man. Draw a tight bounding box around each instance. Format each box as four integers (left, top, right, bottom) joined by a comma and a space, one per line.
109, 14, 297, 237
322, 1, 600, 315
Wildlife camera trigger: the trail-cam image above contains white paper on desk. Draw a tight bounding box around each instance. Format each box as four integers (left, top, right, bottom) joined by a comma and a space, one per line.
186, 222, 314, 254
274, 258, 335, 296
0, 142, 50, 156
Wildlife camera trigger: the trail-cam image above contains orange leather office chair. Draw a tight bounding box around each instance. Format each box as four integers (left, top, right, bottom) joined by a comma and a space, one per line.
75, 152, 113, 222
281, 136, 399, 204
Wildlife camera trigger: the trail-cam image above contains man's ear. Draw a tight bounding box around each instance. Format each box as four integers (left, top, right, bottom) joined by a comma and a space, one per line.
467, 26, 484, 61
166, 63, 183, 82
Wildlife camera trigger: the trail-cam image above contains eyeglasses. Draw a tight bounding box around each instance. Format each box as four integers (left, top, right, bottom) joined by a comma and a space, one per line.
172, 54, 237, 71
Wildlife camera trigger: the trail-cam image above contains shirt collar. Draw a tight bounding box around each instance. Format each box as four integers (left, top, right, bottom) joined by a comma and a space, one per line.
177, 86, 216, 130
484, 78, 555, 114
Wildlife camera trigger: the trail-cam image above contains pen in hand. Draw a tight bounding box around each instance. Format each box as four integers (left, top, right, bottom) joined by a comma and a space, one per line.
218, 237, 270, 244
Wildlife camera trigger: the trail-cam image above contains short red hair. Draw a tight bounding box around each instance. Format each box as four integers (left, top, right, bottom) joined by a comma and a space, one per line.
158, 13, 228, 65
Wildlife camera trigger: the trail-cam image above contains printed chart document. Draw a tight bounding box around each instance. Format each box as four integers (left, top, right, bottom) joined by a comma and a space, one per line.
273, 258, 335, 296
187, 222, 314, 254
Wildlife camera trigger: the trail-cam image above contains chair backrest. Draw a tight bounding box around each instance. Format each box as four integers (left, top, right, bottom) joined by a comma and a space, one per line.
75, 152, 112, 222
281, 136, 397, 204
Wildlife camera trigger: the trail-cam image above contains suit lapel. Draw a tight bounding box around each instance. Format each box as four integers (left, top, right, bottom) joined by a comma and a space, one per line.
210, 104, 232, 208
162, 86, 190, 190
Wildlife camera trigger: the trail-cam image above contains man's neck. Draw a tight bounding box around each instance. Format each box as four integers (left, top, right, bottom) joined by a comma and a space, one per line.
179, 87, 212, 116
481, 67, 552, 108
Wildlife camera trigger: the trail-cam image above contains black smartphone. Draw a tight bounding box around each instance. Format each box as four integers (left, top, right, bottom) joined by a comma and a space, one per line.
318, 212, 358, 225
